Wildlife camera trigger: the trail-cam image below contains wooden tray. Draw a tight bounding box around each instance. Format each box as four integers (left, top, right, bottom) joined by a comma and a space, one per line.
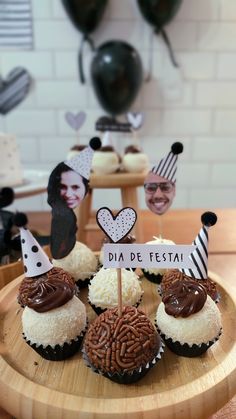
0, 272, 236, 419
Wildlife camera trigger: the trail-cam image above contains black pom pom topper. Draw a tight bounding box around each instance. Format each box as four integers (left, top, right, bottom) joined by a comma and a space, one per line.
201, 212, 217, 227
13, 212, 28, 228
171, 142, 183, 155
89, 137, 101, 150
0, 187, 14, 208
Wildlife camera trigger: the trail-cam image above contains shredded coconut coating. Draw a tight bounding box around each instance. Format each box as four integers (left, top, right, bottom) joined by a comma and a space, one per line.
22, 296, 87, 347
53, 241, 98, 281
156, 295, 222, 346
88, 267, 143, 309
144, 237, 175, 275
92, 151, 120, 175
122, 153, 149, 173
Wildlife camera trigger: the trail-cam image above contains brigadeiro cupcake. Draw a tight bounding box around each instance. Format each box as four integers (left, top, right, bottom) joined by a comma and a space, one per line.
142, 236, 175, 284
122, 145, 149, 173
156, 279, 222, 357
16, 223, 87, 361
53, 240, 99, 288
160, 212, 220, 302
88, 267, 143, 315
83, 305, 164, 384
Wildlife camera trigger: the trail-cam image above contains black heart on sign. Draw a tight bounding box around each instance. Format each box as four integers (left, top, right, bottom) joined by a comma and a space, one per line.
96, 207, 137, 243
0, 67, 32, 115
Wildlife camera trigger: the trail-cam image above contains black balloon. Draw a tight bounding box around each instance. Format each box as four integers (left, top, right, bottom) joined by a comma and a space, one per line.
91, 41, 143, 115
137, 0, 182, 31
61, 0, 108, 35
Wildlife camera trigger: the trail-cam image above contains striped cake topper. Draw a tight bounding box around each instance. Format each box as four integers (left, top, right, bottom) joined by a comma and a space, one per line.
181, 212, 217, 280
151, 142, 183, 183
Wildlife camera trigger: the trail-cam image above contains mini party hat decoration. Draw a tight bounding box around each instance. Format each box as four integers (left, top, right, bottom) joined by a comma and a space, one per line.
151, 142, 183, 183
181, 212, 217, 280
15, 213, 53, 277
102, 131, 113, 147
65, 136, 101, 179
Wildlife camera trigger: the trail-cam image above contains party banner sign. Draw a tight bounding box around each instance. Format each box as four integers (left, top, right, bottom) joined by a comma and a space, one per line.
103, 243, 196, 269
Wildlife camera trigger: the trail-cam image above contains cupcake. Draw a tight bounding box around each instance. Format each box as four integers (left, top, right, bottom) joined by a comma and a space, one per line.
66, 144, 86, 160
160, 269, 219, 302
142, 236, 175, 284
122, 145, 149, 173
156, 279, 222, 357
53, 241, 99, 287
88, 267, 143, 314
91, 131, 121, 175
15, 222, 87, 361
91, 145, 121, 175
83, 305, 164, 384
21, 277, 87, 361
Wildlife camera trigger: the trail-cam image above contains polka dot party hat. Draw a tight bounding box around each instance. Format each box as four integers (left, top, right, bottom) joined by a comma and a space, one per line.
19, 227, 53, 277
64, 136, 101, 179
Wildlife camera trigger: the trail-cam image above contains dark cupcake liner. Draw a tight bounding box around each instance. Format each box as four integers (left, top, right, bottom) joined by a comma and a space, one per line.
141, 270, 163, 284
23, 327, 87, 361
155, 324, 222, 358
88, 295, 143, 316
82, 340, 164, 384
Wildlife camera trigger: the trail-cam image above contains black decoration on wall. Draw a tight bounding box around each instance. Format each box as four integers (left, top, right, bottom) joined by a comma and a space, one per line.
0, 67, 32, 115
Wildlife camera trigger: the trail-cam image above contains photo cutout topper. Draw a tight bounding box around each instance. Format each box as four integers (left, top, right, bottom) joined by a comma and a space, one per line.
47, 137, 101, 260
48, 137, 101, 211
96, 207, 137, 243
144, 142, 183, 216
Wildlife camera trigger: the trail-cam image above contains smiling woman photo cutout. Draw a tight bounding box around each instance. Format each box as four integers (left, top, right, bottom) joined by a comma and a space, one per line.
47, 137, 101, 259
144, 142, 183, 216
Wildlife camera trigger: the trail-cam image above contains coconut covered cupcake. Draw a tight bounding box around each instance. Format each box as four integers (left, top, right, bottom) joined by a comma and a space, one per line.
156, 279, 222, 357
53, 241, 99, 287
15, 223, 87, 360
142, 236, 175, 284
83, 305, 164, 384
21, 277, 87, 361
92, 145, 121, 174
122, 145, 149, 173
88, 267, 143, 315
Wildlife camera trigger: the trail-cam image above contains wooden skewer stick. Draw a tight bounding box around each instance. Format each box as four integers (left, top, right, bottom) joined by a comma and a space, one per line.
158, 216, 163, 239
117, 267, 122, 317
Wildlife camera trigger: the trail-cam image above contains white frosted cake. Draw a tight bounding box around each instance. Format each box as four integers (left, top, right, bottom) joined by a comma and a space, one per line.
0, 133, 23, 187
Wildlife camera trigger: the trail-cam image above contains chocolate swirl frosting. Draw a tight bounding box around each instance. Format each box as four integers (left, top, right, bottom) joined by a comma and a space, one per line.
84, 306, 160, 373
162, 280, 207, 318
161, 269, 218, 301
18, 267, 75, 312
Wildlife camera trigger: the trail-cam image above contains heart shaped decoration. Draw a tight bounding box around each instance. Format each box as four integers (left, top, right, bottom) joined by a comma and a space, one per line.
127, 112, 144, 130
65, 111, 86, 131
96, 207, 137, 243
0, 67, 32, 115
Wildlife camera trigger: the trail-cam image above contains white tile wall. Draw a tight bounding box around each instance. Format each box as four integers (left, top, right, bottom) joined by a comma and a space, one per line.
0, 0, 236, 213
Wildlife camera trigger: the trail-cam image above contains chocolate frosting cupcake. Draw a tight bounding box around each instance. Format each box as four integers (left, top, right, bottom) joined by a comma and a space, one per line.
18, 267, 75, 310
161, 269, 219, 302
162, 281, 207, 318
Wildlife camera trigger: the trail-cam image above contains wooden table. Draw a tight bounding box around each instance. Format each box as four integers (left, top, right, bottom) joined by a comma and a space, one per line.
1, 209, 236, 418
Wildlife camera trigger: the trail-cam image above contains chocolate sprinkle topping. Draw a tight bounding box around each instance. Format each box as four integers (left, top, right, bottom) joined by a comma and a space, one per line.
84, 306, 160, 374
